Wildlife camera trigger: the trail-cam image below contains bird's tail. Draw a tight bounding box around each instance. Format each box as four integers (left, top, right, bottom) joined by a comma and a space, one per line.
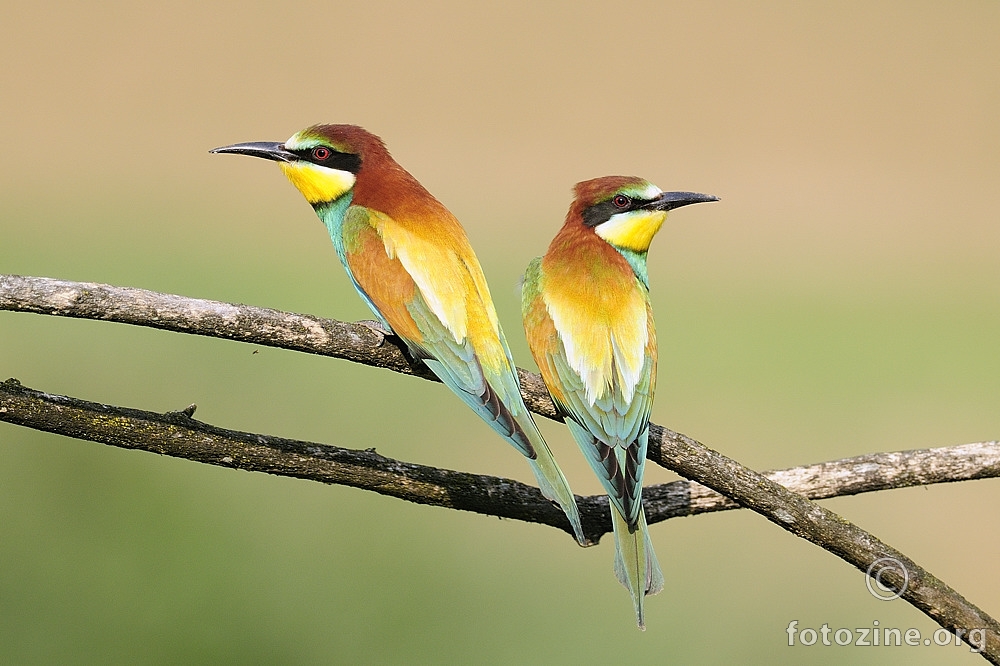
522, 427, 586, 545
611, 502, 663, 630
419, 355, 583, 544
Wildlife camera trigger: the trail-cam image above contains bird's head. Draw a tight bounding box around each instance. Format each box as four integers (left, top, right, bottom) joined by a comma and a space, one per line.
571, 176, 718, 253
211, 124, 385, 206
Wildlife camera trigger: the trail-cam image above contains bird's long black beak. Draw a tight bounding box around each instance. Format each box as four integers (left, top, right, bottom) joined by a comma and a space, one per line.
643, 191, 720, 211
209, 141, 298, 163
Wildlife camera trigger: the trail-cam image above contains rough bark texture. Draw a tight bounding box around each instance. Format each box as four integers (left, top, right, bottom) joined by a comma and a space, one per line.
0, 274, 434, 379
4, 377, 996, 537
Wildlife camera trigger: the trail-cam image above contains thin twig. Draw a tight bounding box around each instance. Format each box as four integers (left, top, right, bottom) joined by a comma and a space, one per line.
643, 440, 1000, 519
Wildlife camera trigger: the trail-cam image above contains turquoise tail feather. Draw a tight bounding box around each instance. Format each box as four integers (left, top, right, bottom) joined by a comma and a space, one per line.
520, 417, 585, 545
611, 503, 663, 630
422, 356, 585, 545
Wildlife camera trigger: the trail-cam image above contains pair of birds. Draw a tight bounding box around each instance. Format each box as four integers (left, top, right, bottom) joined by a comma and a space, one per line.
211, 124, 717, 629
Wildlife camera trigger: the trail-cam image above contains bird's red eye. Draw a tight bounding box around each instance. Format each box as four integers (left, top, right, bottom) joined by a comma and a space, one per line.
612, 194, 630, 208
312, 147, 331, 161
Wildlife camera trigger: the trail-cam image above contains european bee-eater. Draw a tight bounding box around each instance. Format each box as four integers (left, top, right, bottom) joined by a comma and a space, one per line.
211, 124, 584, 543
521, 176, 718, 627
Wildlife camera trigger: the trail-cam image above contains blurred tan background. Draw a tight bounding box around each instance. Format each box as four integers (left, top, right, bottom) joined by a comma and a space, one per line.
2, 1, 998, 663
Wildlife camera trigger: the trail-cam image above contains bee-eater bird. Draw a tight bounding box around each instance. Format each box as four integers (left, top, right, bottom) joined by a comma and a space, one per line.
210, 124, 584, 543
521, 176, 718, 628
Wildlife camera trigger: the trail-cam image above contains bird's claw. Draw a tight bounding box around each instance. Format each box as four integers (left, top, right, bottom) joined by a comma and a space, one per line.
358, 319, 393, 346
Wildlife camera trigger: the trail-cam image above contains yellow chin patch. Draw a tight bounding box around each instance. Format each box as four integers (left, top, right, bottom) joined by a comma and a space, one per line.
279, 162, 356, 204
594, 210, 667, 252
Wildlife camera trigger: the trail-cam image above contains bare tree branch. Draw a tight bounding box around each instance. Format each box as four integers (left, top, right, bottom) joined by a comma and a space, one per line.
0, 378, 572, 528
0, 274, 432, 380
643, 440, 1000, 518
3, 376, 996, 536
3, 274, 999, 661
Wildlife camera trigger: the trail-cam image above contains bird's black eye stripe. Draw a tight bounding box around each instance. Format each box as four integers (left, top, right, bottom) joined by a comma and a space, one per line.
582, 194, 644, 227
290, 147, 362, 174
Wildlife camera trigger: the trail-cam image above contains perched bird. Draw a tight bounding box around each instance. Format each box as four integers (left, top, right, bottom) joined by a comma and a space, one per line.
521, 176, 717, 628
211, 124, 584, 543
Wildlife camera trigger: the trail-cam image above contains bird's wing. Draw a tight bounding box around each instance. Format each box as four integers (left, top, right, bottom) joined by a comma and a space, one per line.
523, 258, 656, 525
341, 206, 535, 457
